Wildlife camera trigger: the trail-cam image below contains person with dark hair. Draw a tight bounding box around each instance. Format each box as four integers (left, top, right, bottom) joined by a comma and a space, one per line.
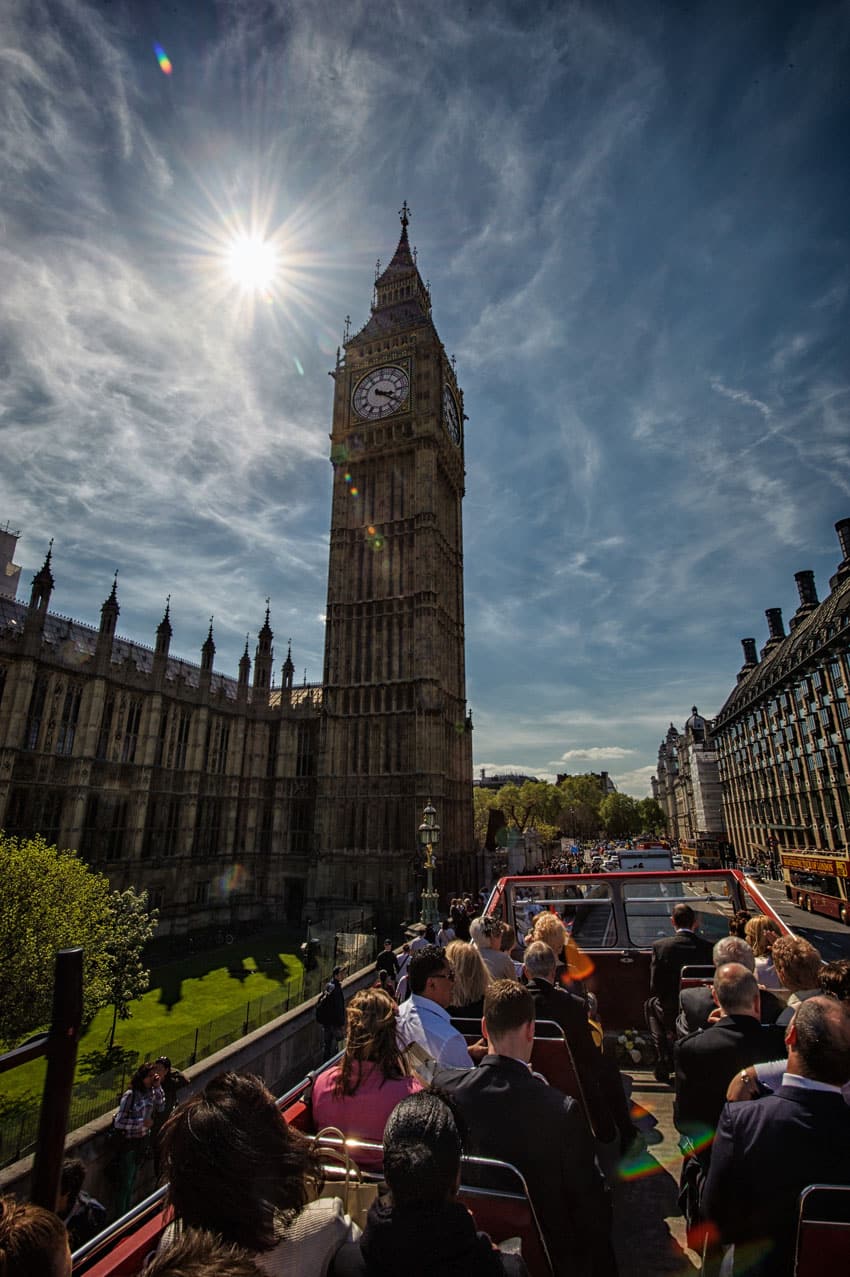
57, 1159, 106, 1251
645, 903, 713, 1083
433, 980, 614, 1277
0, 1195, 71, 1277
395, 946, 474, 1068
330, 1091, 527, 1276
152, 1055, 189, 1178
819, 955, 850, 1000
317, 967, 347, 1061
144, 1228, 263, 1277
159, 1071, 359, 1274
312, 988, 421, 1165
703, 997, 850, 1277
375, 941, 399, 983
112, 1059, 165, 1217
728, 910, 752, 939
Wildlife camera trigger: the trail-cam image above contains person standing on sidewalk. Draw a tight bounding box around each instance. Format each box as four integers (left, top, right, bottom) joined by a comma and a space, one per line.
112, 1061, 165, 1217
317, 966, 346, 1061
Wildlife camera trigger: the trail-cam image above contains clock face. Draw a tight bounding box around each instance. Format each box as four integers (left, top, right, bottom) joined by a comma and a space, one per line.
443, 385, 461, 445
352, 365, 410, 420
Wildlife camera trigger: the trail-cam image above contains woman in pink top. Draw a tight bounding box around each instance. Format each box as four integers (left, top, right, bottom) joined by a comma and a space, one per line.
311, 988, 421, 1166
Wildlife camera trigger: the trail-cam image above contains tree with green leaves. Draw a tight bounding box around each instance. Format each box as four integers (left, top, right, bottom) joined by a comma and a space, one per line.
558, 775, 605, 838
495, 781, 562, 833
105, 887, 159, 1049
0, 834, 113, 1049
473, 786, 498, 848
599, 792, 641, 839
636, 797, 667, 836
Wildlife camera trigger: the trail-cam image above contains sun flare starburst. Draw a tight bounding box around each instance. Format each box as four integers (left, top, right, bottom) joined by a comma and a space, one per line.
226, 235, 278, 292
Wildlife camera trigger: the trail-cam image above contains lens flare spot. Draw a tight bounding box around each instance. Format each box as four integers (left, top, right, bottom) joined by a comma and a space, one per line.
226, 235, 278, 292
350, 487, 359, 496
344, 472, 352, 483
215, 863, 246, 899
154, 43, 173, 74
294, 357, 304, 376
367, 526, 376, 536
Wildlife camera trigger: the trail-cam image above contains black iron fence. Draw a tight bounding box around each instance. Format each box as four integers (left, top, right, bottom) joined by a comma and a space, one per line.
0, 927, 376, 1170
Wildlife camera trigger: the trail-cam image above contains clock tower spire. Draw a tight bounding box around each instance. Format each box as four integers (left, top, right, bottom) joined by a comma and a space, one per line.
310, 209, 473, 929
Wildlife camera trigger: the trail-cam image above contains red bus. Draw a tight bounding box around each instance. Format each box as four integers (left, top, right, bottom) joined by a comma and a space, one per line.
780, 849, 850, 926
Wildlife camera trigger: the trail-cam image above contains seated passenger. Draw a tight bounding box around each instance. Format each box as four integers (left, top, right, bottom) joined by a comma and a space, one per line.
432, 980, 615, 1277
526, 910, 590, 1000
470, 915, 517, 981
770, 935, 823, 1024
395, 946, 475, 1069
645, 903, 713, 1084
726, 957, 850, 1103
0, 1196, 71, 1277
703, 996, 850, 1277
727, 909, 752, 939
524, 940, 639, 1157
744, 916, 782, 991
674, 964, 786, 1151
331, 1091, 527, 1276
676, 937, 785, 1038
143, 1228, 263, 1277
159, 1071, 359, 1275
311, 988, 421, 1164
445, 938, 492, 1021
56, 1158, 107, 1252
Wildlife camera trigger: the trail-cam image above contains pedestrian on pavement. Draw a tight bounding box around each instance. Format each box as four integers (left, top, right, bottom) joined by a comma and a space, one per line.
317, 966, 347, 1061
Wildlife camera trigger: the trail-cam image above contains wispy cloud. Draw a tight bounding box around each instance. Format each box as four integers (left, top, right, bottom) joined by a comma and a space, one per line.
559, 747, 634, 761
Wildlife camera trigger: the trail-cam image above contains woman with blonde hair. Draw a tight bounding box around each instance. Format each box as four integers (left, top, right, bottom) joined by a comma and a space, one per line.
311, 988, 421, 1164
745, 915, 783, 990
444, 939, 492, 1019
527, 910, 594, 1002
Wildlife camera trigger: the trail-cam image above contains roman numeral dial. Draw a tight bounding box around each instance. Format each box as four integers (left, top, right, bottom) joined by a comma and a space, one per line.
352, 365, 410, 420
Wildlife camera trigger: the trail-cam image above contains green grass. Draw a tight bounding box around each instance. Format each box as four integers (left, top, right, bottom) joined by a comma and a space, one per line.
1, 931, 307, 1111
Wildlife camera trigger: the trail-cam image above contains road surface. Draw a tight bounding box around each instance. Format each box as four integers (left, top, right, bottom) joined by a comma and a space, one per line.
749, 878, 850, 961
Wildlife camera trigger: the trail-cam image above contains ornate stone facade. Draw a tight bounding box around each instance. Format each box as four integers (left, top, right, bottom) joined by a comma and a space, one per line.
0, 211, 473, 936
653, 710, 726, 843
309, 209, 474, 923
713, 519, 850, 864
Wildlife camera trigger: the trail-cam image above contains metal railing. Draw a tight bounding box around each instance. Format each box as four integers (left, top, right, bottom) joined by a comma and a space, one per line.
0, 948, 82, 1209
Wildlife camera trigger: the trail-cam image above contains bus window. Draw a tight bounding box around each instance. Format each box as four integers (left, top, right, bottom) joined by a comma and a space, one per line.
622, 877, 734, 948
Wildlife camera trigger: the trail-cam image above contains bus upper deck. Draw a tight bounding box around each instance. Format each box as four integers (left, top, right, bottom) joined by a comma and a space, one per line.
5, 867, 820, 1277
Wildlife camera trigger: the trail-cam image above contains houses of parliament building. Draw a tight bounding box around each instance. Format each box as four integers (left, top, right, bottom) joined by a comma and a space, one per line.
0, 209, 474, 937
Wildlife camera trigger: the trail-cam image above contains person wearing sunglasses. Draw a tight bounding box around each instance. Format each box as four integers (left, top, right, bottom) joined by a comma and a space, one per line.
395, 946, 475, 1069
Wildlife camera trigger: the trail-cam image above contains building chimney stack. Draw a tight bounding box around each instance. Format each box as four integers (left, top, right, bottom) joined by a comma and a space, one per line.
837, 518, 850, 562
794, 570, 818, 609
765, 608, 785, 640
741, 637, 758, 666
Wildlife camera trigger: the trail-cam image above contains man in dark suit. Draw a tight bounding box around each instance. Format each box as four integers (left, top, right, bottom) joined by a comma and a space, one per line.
674, 964, 787, 1147
702, 996, 850, 1277
645, 902, 713, 1082
432, 980, 615, 1277
524, 940, 637, 1154
676, 937, 785, 1037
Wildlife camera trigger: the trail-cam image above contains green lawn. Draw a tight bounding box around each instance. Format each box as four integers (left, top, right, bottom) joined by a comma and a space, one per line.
2, 930, 308, 1113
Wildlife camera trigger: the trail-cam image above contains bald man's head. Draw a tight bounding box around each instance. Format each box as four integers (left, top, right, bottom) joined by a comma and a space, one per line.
787, 995, 850, 1086
712, 963, 760, 1017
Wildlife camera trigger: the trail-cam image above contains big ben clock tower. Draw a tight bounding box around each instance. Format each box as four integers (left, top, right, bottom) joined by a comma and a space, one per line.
309, 205, 473, 927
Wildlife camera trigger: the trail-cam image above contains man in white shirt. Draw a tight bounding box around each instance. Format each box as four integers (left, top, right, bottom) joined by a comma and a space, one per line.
470, 915, 518, 982
396, 945, 474, 1068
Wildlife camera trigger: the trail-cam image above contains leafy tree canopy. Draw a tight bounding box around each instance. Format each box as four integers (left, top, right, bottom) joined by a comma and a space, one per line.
495, 781, 561, 832
558, 774, 606, 837
636, 797, 667, 835
106, 887, 159, 1049
599, 792, 641, 838
0, 834, 113, 1049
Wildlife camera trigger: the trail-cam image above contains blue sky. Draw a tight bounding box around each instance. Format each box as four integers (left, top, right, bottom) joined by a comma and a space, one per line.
2, 0, 849, 796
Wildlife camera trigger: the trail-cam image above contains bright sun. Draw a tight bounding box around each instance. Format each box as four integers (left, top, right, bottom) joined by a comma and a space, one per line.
226, 235, 278, 291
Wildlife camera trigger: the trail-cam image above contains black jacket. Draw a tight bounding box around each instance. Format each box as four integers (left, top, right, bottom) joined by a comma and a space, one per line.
676, 985, 785, 1038
703, 1084, 850, 1277
674, 1015, 787, 1141
432, 1054, 614, 1277
331, 1196, 527, 1277
649, 930, 714, 1016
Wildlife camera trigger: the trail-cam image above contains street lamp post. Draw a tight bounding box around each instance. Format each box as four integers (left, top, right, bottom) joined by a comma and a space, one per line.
418, 799, 441, 927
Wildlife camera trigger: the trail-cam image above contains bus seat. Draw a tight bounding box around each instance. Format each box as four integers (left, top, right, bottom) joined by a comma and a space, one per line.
679, 965, 715, 991
74, 1205, 170, 1277
458, 1154, 554, 1277
795, 1184, 850, 1276
529, 1020, 598, 1138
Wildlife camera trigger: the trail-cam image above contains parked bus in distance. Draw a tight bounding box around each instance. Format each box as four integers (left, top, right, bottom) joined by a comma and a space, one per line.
780, 849, 850, 925
679, 835, 724, 871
